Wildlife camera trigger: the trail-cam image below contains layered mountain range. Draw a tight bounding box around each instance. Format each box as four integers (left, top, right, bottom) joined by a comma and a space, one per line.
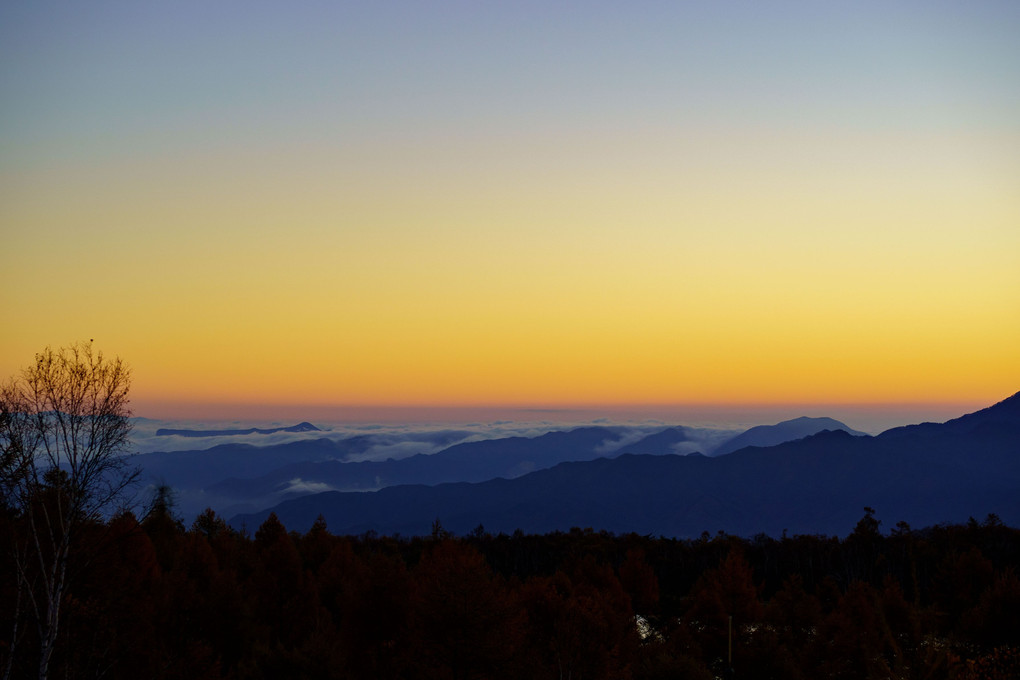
135, 394, 1020, 538
136, 416, 847, 519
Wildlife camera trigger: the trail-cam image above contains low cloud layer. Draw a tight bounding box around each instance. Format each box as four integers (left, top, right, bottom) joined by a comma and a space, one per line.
280, 478, 335, 495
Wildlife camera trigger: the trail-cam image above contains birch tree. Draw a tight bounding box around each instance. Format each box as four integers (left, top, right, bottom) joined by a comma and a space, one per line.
0, 342, 137, 680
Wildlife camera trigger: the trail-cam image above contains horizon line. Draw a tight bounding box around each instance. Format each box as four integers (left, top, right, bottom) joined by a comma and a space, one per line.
129, 397, 1000, 427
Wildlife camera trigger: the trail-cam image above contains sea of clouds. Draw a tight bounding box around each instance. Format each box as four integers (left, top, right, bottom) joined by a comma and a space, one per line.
130, 415, 739, 461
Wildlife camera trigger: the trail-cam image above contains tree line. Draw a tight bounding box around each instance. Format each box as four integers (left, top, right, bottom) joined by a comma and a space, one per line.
2, 501, 1018, 679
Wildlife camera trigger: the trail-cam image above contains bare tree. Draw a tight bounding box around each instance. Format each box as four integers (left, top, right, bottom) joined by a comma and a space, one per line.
0, 342, 137, 680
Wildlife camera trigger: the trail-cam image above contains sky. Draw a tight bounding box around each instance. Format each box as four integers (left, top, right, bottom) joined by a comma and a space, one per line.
2, 1, 1018, 419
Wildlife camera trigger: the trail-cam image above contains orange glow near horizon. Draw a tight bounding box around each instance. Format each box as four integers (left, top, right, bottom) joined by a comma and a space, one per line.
2, 4, 1018, 413
127, 394, 996, 430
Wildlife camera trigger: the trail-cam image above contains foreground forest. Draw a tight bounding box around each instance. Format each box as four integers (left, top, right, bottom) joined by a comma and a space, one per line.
2, 502, 1019, 680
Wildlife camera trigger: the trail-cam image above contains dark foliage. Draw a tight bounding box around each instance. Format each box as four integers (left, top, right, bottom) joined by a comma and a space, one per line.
2, 506, 1019, 679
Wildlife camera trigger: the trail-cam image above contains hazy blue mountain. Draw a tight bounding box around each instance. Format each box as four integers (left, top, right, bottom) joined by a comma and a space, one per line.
135, 429, 478, 486
135, 432, 456, 517
230, 393, 1020, 538
712, 416, 867, 456
203, 426, 631, 514
616, 427, 691, 455
155, 421, 321, 437
135, 438, 359, 489
134, 426, 634, 518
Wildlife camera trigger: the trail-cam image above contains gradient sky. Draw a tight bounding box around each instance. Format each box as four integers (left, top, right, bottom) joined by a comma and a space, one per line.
2, 2, 1018, 417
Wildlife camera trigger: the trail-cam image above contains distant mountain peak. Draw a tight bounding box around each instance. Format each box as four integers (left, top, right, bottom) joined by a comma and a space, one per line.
155, 422, 322, 438
713, 416, 866, 456
290, 422, 321, 432
780, 416, 853, 427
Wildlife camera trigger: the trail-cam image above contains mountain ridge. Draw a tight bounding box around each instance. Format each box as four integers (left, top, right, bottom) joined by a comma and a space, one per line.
230, 394, 1020, 538
155, 421, 321, 437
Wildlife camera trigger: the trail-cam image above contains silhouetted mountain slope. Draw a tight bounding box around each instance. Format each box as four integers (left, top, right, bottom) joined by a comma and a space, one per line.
155, 421, 320, 437
713, 416, 867, 456
231, 395, 1020, 538
879, 391, 1020, 439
